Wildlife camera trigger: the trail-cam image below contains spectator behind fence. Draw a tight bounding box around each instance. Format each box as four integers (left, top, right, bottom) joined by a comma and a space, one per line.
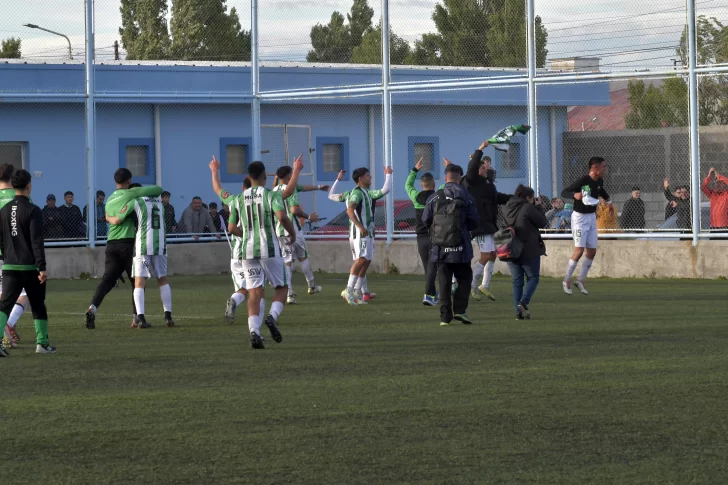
59, 190, 85, 239
702, 168, 728, 230
620, 186, 645, 230
503, 184, 548, 320
664, 186, 680, 221
179, 196, 220, 240
83, 190, 107, 238
596, 196, 618, 232
208, 202, 225, 233
42, 194, 64, 240
545, 197, 565, 227
663, 178, 691, 229
220, 203, 230, 226
161, 191, 177, 234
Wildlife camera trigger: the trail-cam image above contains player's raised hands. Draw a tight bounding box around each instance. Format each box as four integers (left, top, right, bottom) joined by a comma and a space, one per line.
414, 157, 424, 171
336, 170, 346, 181
443, 157, 452, 167
319, 184, 330, 192
209, 155, 221, 172
293, 155, 304, 172
664, 177, 670, 189
384, 165, 393, 175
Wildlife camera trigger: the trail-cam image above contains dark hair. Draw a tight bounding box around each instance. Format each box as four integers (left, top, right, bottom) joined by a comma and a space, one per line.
352, 167, 370, 183
192, 196, 202, 201
631, 186, 641, 191
0, 164, 15, 183
11, 169, 32, 190
276, 165, 293, 179
114, 168, 133, 184
481, 155, 492, 163
514, 184, 535, 199
247, 161, 266, 181
588, 156, 606, 168
243, 177, 252, 189
161, 191, 171, 198
209, 202, 218, 209
96, 190, 105, 198
421, 172, 434, 184
64, 191, 74, 197
129, 183, 142, 189
445, 164, 463, 176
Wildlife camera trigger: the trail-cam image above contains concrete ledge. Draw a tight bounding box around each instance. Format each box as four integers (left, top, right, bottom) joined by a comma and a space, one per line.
44, 240, 728, 280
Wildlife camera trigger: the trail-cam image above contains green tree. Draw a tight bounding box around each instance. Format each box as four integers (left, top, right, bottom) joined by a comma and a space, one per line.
0, 37, 21, 59
170, 0, 250, 61
409, 34, 441, 65
307, 12, 351, 63
625, 79, 689, 129
486, 0, 548, 67
348, 0, 374, 51
119, 0, 171, 60
429, 0, 489, 66
351, 23, 411, 65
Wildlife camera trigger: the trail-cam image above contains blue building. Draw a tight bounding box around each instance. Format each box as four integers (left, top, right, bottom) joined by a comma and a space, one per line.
0, 61, 609, 229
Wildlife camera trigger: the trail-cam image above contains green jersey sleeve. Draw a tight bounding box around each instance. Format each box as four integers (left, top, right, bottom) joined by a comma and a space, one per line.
129, 185, 163, 199
218, 189, 237, 206
271, 191, 285, 213
368, 189, 385, 200
117, 198, 138, 222
288, 190, 300, 208
228, 204, 238, 225
405, 170, 419, 204
296, 184, 305, 192
347, 190, 363, 206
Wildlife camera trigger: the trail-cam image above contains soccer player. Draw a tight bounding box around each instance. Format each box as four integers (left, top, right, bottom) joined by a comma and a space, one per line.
561, 156, 610, 295
405, 157, 438, 305
226, 160, 299, 349
0, 164, 28, 349
107, 185, 173, 329
272, 165, 329, 303
329, 166, 392, 305
0, 169, 56, 356
85, 169, 162, 329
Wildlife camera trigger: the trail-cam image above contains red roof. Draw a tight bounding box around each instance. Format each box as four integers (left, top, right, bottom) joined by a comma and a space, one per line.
568, 88, 630, 132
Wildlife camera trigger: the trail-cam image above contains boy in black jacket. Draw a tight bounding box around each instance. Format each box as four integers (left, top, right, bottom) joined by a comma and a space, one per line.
0, 169, 55, 356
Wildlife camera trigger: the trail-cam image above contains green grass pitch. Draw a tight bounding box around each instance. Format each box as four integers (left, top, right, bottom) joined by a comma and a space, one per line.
3, 273, 728, 484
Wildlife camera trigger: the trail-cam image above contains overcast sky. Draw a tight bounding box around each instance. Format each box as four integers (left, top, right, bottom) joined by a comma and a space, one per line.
2, 0, 726, 70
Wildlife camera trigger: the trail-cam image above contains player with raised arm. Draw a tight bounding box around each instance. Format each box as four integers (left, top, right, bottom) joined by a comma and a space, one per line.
107, 184, 174, 329
226, 160, 299, 349
329, 166, 392, 305
561, 157, 610, 295
405, 157, 438, 305
272, 165, 329, 304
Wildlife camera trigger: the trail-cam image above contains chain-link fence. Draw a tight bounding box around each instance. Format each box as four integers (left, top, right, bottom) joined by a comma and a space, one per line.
0, 0, 726, 246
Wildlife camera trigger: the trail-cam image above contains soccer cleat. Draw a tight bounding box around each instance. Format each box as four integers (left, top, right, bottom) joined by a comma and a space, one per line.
307, 285, 322, 295
470, 288, 483, 302
130, 318, 137, 328
6, 325, 19, 343
264, 315, 283, 343
440, 321, 450, 326
422, 294, 438, 306
85, 309, 96, 329
341, 289, 358, 306
286, 295, 297, 305
362, 292, 376, 301
164, 312, 175, 328
454, 313, 473, 325
562, 280, 573, 295
353, 290, 367, 305
518, 302, 531, 320
250, 331, 265, 350
574, 280, 589, 295
478, 286, 496, 301
36, 344, 57, 354
134, 314, 151, 329
0, 341, 9, 357
515, 312, 525, 321
224, 298, 236, 325
4, 326, 18, 348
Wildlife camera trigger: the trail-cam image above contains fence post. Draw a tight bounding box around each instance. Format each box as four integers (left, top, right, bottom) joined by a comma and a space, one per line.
526, 0, 538, 193
85, 0, 96, 248
687, 0, 701, 246
251, 0, 262, 163
382, 0, 394, 247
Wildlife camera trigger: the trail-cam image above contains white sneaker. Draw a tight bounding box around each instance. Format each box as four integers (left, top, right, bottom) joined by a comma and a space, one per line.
307, 285, 322, 295
286, 295, 297, 304
36, 344, 57, 354
341, 289, 358, 306
353, 289, 367, 305
224, 298, 236, 325
574, 280, 589, 295
562, 280, 572, 295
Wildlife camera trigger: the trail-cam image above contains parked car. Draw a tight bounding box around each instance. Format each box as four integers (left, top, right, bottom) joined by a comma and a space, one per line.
307, 200, 416, 238
656, 201, 711, 231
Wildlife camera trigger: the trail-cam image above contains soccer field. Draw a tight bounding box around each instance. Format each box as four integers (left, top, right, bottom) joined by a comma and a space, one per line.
3, 273, 728, 484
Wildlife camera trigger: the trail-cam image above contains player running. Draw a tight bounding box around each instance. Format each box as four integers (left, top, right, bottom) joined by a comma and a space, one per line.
272, 165, 329, 304
107, 184, 174, 329
328, 166, 392, 305
561, 157, 610, 295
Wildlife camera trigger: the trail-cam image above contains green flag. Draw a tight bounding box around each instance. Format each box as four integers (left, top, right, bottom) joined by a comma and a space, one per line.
487, 124, 531, 152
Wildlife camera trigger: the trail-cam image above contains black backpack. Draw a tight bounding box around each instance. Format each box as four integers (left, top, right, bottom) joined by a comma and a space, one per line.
430, 189, 464, 247
494, 205, 526, 261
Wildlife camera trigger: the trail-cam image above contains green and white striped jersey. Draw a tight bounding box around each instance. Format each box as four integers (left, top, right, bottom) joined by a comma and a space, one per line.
271, 184, 304, 237
120, 196, 166, 256
347, 186, 385, 238
228, 186, 285, 260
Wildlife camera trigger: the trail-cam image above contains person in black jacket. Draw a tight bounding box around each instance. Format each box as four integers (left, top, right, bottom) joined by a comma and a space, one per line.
462, 140, 512, 302
405, 157, 438, 305
503, 185, 548, 320
620, 186, 645, 229
0, 169, 56, 356
663, 178, 691, 229
422, 164, 480, 326
41, 194, 64, 240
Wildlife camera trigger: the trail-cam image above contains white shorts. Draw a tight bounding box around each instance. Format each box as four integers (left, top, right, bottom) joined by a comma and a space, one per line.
241, 257, 286, 289
0, 261, 27, 297
350, 236, 374, 261
132, 255, 168, 278
476, 235, 495, 253
230, 259, 246, 291
571, 212, 598, 249
278, 235, 308, 265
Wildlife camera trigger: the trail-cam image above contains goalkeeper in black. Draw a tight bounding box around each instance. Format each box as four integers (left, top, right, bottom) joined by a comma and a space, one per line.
0, 169, 55, 357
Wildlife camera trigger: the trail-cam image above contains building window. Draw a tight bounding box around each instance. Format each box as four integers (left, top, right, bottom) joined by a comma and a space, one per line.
119, 138, 155, 185
316, 137, 349, 182
0, 142, 27, 169
496, 142, 525, 177
408, 137, 440, 179
219, 137, 251, 183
